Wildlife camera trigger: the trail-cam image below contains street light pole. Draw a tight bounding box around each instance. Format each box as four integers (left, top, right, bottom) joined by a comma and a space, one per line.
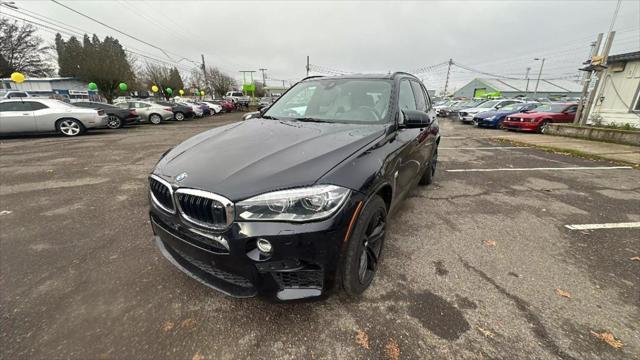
532, 58, 545, 99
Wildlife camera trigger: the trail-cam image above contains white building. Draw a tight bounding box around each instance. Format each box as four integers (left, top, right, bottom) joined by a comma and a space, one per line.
0, 77, 99, 101
589, 51, 640, 127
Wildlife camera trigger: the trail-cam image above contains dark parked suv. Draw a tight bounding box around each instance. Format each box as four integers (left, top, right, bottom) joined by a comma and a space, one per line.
73, 101, 140, 128
148, 73, 440, 301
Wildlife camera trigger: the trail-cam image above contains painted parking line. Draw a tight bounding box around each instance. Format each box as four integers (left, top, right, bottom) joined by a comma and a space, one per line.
440, 146, 524, 150
446, 166, 633, 172
565, 222, 640, 230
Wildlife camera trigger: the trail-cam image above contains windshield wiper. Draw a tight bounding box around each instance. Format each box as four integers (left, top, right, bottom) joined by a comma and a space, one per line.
261, 115, 279, 120
294, 117, 330, 123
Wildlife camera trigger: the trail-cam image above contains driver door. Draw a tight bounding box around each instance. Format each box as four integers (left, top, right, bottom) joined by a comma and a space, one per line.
0, 101, 36, 134
393, 80, 424, 199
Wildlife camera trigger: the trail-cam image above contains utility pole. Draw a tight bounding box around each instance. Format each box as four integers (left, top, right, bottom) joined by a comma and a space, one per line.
443, 58, 453, 96
306, 56, 310, 77
580, 31, 615, 125
282, 80, 285, 87
532, 58, 545, 99
200, 54, 208, 98
524, 67, 531, 97
259, 68, 267, 87
574, 33, 603, 124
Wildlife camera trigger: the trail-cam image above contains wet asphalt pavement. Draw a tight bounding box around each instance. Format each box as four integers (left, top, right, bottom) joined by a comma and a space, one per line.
1, 114, 638, 359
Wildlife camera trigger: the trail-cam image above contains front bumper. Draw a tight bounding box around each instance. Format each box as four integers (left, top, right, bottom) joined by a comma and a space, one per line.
458, 113, 475, 123
474, 117, 499, 128
502, 120, 539, 131
150, 195, 362, 301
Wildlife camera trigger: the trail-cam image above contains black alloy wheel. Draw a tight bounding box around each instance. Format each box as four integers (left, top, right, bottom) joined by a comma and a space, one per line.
420, 148, 438, 185
341, 195, 387, 296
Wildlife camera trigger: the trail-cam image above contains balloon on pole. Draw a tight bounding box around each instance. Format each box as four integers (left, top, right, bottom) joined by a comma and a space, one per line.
200, 91, 205, 97
118, 82, 128, 92
88, 82, 98, 90
165, 87, 173, 95
10, 72, 25, 84
194, 91, 200, 96
179, 89, 185, 96
151, 85, 159, 93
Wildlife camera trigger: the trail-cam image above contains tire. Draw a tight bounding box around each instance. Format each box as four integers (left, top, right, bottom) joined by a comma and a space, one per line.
419, 147, 438, 185
341, 195, 387, 297
539, 120, 550, 134
174, 112, 185, 121
106, 115, 122, 129
56, 118, 85, 137
149, 114, 162, 125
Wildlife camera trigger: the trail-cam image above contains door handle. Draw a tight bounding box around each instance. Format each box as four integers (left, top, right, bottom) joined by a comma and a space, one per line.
22, 113, 30, 115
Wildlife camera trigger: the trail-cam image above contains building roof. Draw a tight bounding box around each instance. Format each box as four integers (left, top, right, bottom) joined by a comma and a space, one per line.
0, 77, 78, 82
607, 51, 640, 63
476, 78, 581, 93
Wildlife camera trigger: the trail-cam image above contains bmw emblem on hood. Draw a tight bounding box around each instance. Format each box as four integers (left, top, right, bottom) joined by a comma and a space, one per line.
175, 172, 188, 182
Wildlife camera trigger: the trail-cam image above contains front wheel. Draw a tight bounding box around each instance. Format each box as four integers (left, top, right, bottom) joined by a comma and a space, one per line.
539, 120, 550, 134
174, 112, 185, 121
341, 195, 387, 296
56, 118, 85, 137
149, 114, 162, 125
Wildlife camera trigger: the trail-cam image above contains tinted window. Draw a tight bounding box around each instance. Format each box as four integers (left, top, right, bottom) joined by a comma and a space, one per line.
410, 81, 427, 112
28, 101, 48, 110
8, 92, 28, 98
0, 102, 31, 111
565, 105, 577, 113
398, 80, 417, 111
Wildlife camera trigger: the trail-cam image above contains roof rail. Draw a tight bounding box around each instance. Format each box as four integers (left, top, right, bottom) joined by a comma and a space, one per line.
391, 71, 419, 79
300, 75, 325, 81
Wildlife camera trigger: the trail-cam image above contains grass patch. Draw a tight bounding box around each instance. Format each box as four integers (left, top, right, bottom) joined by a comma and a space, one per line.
490, 138, 640, 168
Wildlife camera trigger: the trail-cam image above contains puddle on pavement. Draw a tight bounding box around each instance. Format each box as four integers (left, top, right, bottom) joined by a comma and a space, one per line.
407, 290, 470, 340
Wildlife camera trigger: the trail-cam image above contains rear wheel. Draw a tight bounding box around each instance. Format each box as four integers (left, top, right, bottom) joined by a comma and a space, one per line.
341, 195, 387, 297
175, 112, 185, 121
106, 115, 122, 129
419, 147, 438, 185
149, 114, 162, 125
56, 118, 85, 137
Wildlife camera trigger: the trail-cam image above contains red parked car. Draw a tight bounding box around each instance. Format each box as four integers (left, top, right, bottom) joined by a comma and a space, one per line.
502, 103, 578, 133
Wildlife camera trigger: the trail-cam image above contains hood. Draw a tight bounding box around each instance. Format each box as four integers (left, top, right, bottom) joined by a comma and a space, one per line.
475, 110, 498, 119
461, 107, 491, 113
512, 111, 551, 118
155, 118, 386, 201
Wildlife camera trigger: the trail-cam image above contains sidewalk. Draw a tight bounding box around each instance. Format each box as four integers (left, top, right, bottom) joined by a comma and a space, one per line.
488, 131, 640, 165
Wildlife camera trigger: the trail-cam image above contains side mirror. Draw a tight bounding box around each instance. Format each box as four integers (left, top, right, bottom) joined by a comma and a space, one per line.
242, 111, 260, 120
402, 110, 431, 128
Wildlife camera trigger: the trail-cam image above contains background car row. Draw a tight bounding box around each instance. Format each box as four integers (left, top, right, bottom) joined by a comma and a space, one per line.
433, 98, 578, 133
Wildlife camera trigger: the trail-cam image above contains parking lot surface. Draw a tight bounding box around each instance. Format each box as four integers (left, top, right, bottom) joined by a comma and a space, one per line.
1, 115, 638, 359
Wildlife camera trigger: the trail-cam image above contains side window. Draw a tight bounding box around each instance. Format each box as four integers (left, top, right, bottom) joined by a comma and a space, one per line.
398, 80, 417, 111
565, 105, 577, 113
29, 102, 48, 110
410, 81, 427, 112
0, 102, 31, 111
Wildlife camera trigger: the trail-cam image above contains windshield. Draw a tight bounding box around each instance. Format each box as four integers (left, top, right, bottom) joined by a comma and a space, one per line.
478, 100, 501, 108
499, 103, 522, 112
264, 79, 392, 123
531, 104, 567, 113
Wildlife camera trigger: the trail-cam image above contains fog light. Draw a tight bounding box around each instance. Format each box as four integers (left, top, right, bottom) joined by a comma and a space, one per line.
256, 238, 273, 253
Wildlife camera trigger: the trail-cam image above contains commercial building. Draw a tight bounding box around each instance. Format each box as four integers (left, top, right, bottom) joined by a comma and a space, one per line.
588, 51, 640, 127
453, 78, 581, 100
0, 77, 99, 101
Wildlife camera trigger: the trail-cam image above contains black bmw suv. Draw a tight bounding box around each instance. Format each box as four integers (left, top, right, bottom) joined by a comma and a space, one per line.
149, 73, 440, 301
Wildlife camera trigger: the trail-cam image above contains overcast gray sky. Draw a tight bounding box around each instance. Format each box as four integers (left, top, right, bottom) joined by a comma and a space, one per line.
4, 0, 640, 92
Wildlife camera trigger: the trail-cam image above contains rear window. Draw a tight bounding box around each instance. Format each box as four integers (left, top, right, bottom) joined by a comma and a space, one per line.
232, 92, 243, 97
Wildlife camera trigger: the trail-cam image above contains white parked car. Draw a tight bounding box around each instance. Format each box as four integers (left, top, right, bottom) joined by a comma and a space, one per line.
458, 99, 523, 123
202, 101, 223, 114
0, 98, 108, 136
114, 100, 173, 124
0, 90, 31, 99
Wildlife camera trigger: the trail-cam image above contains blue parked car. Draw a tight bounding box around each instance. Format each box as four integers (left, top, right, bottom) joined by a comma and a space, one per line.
473, 102, 540, 128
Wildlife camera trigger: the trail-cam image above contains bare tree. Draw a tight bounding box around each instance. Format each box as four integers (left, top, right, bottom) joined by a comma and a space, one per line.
205, 66, 236, 98
0, 18, 54, 77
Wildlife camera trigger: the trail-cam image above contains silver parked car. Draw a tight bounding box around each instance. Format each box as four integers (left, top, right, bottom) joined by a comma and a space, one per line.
114, 100, 173, 124
0, 98, 108, 137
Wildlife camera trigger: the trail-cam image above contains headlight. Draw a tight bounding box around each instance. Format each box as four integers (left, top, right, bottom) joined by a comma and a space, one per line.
236, 185, 350, 221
